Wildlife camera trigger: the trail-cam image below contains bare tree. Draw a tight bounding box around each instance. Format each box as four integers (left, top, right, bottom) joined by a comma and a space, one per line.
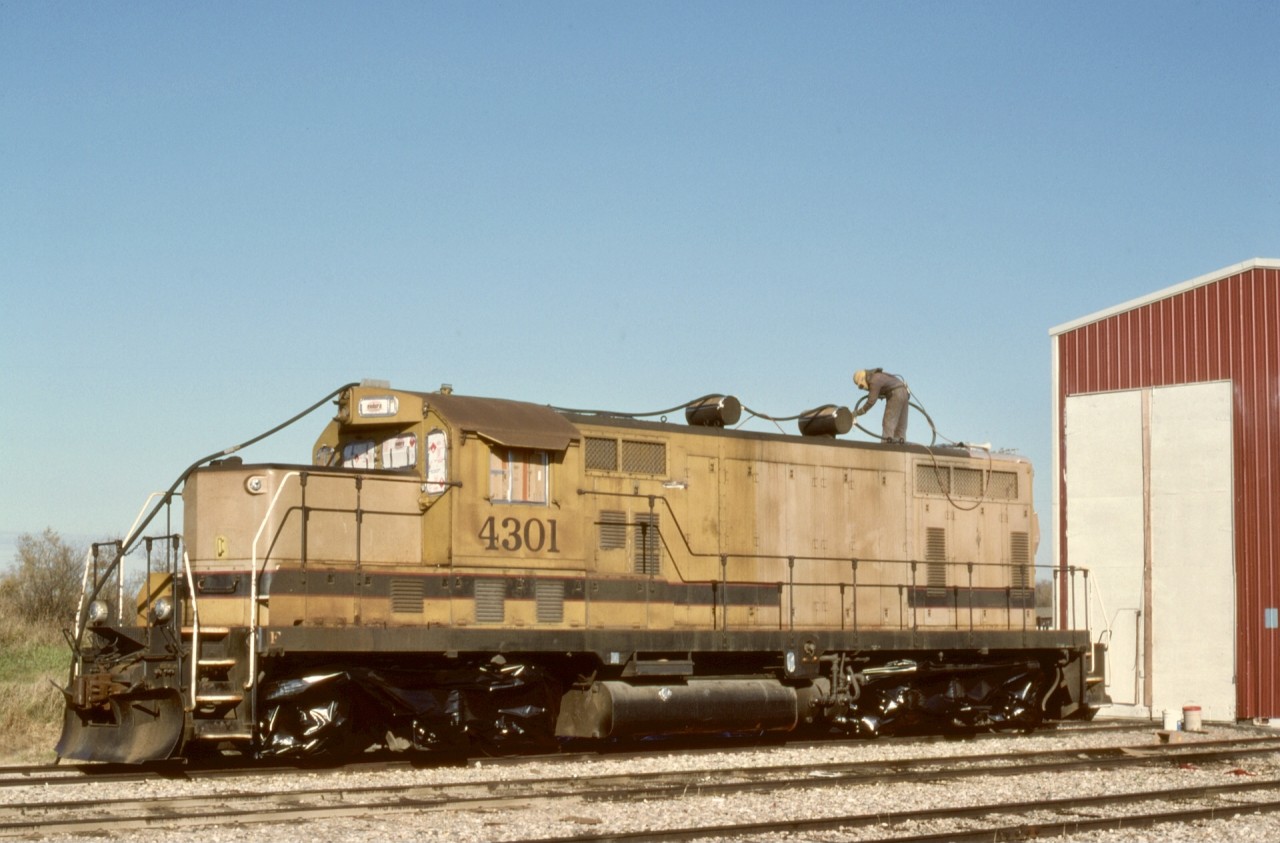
2, 528, 85, 626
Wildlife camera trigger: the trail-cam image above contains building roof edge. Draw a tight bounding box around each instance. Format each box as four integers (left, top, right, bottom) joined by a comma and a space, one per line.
1049, 257, 1280, 337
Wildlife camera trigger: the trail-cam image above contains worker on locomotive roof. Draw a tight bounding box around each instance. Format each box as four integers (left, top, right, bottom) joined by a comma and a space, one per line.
853, 368, 909, 445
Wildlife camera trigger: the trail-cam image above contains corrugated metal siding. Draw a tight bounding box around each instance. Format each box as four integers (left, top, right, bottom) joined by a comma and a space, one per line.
1055, 265, 1280, 719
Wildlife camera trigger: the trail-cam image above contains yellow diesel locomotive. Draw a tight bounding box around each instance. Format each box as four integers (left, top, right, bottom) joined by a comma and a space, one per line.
58, 381, 1103, 763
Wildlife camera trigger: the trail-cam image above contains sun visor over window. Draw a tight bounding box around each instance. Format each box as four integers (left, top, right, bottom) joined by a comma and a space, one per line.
423, 393, 580, 453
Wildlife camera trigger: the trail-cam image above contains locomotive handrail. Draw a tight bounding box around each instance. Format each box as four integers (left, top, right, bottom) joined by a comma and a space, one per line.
182, 549, 200, 712
71, 491, 167, 643
67, 546, 97, 681
240, 469, 305, 754
70, 546, 95, 665
115, 383, 360, 560
120, 492, 169, 556
581, 487, 1038, 576
116, 492, 169, 622
579, 488, 1088, 637
248, 471, 304, 699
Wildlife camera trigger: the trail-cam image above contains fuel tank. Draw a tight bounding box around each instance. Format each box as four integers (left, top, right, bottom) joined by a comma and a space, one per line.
555, 678, 799, 739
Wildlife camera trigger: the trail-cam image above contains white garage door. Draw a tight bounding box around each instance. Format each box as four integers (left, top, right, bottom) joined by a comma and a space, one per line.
1065, 381, 1235, 722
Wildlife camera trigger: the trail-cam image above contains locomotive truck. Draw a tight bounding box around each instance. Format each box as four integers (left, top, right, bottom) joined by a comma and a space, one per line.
58, 381, 1105, 763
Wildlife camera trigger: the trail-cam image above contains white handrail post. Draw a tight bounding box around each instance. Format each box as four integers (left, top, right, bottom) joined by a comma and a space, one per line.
115, 492, 169, 624
182, 550, 200, 712
121, 492, 167, 550
70, 547, 96, 678
247, 472, 300, 695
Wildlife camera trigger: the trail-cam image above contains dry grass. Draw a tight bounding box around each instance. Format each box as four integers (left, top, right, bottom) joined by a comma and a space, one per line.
0, 613, 67, 763
0, 681, 63, 763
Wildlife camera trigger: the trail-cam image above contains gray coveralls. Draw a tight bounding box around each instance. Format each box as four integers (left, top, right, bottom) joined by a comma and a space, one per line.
861, 370, 909, 443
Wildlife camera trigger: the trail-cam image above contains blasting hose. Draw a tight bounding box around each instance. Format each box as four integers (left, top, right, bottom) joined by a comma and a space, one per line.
851, 386, 995, 512
119, 382, 360, 557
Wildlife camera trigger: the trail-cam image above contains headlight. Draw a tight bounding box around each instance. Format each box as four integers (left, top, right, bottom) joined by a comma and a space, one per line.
87, 600, 109, 625
151, 596, 174, 624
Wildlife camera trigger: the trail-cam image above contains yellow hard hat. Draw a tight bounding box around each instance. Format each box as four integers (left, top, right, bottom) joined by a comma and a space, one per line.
853, 369, 869, 389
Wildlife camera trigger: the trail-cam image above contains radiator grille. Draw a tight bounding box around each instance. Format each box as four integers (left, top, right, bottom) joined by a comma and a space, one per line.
584, 437, 618, 471
621, 440, 666, 475
536, 579, 565, 623
916, 464, 1019, 500
474, 579, 506, 624
390, 578, 424, 614
953, 468, 984, 497
915, 464, 950, 495
988, 470, 1019, 500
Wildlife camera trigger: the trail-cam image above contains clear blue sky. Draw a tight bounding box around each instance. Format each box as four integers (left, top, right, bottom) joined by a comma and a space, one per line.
3, 1, 1277, 569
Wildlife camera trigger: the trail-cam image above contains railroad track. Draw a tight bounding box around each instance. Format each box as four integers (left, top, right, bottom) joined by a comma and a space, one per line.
0, 717, 1156, 790
3, 731, 1279, 839
509, 780, 1280, 843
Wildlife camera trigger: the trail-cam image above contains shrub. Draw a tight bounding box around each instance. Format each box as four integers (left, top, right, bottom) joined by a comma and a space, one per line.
2, 528, 85, 626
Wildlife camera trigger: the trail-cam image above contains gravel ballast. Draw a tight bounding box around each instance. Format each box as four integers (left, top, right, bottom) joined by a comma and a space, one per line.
7, 723, 1280, 842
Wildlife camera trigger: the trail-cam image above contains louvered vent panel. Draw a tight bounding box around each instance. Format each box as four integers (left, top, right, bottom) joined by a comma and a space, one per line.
598, 510, 627, 549
954, 468, 984, 497
1010, 531, 1032, 590
390, 578, 424, 614
633, 512, 661, 575
988, 471, 1019, 500
621, 440, 666, 475
536, 580, 565, 623
925, 526, 947, 592
925, 527, 947, 561
915, 464, 950, 495
585, 437, 618, 471
474, 579, 506, 624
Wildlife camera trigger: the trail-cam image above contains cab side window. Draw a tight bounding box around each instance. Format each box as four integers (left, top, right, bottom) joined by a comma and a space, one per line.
490, 448, 548, 504
338, 434, 417, 469
342, 440, 376, 469
381, 434, 417, 468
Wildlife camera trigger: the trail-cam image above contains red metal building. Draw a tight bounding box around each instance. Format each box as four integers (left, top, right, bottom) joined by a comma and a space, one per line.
1050, 258, 1279, 722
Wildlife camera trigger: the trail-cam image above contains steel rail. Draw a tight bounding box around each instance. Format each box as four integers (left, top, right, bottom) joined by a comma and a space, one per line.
4, 737, 1280, 837
6, 770, 1280, 840
3, 728, 1274, 790
502, 781, 1280, 843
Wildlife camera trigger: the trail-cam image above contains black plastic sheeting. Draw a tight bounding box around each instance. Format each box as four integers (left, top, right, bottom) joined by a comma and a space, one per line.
847, 662, 1047, 737
258, 662, 559, 759
256, 659, 1049, 757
